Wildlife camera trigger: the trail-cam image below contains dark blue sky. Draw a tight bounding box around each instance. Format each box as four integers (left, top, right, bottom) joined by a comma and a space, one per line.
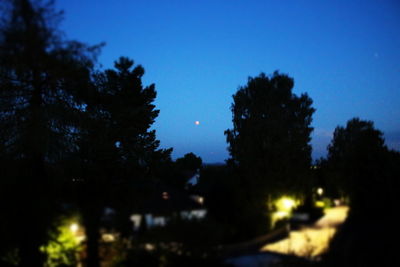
56, 0, 400, 163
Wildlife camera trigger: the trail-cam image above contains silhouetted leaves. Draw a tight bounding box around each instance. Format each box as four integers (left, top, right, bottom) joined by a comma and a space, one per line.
224, 72, 315, 238
0, 1, 97, 265
0, 2, 170, 266
323, 118, 400, 267
226, 72, 315, 195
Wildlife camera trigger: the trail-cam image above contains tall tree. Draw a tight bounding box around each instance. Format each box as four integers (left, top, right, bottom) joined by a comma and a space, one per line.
225, 72, 315, 195
225, 72, 315, 235
176, 152, 202, 172
324, 118, 400, 266
326, 118, 388, 212
75, 57, 171, 267
0, 0, 97, 265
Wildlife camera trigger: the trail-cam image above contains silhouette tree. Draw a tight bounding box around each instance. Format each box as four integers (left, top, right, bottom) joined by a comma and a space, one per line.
1, 2, 171, 266
225, 72, 315, 236
225, 72, 315, 194
74, 57, 171, 267
324, 118, 400, 267
327, 118, 388, 212
197, 164, 247, 241
174, 152, 202, 186
0, 0, 98, 265
176, 152, 202, 171
151, 152, 202, 189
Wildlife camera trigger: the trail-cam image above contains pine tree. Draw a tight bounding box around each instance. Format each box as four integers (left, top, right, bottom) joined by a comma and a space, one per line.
0, 0, 98, 265
75, 57, 171, 267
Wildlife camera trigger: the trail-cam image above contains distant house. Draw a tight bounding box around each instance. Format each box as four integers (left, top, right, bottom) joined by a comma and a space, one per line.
129, 182, 207, 230
186, 169, 200, 187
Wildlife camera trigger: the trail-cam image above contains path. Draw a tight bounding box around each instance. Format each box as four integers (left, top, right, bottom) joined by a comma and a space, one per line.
261, 206, 349, 258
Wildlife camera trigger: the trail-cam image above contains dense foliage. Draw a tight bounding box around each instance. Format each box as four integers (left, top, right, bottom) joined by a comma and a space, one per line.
323, 118, 400, 267
0, 1, 170, 266
1, 1, 398, 267
0, 0, 97, 265
224, 72, 315, 237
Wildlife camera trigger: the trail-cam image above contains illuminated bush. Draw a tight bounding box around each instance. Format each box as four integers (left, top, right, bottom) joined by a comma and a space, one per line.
40, 219, 83, 267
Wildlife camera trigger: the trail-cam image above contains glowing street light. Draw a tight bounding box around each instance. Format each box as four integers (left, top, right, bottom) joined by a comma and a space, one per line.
271, 196, 298, 228
70, 223, 79, 234
275, 196, 297, 212
282, 198, 295, 210
317, 187, 324, 196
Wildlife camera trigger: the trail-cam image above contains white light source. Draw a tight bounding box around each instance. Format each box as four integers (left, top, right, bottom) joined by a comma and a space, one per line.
198, 196, 204, 205
317, 188, 324, 196
70, 223, 79, 234
130, 214, 142, 231
145, 243, 155, 251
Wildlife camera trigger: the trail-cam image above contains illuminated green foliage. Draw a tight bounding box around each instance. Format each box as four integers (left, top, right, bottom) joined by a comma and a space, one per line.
40, 219, 82, 267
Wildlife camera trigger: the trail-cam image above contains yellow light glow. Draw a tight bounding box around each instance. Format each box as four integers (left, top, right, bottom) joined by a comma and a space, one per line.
271, 211, 290, 228
41, 219, 84, 266
102, 233, 115, 242
70, 223, 79, 234
270, 196, 299, 228
275, 196, 297, 212
315, 200, 325, 208
262, 206, 349, 258
317, 188, 324, 196
273, 211, 289, 220
283, 199, 295, 210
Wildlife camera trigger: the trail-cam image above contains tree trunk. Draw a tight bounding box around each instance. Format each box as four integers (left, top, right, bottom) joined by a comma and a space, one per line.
84, 214, 101, 267
18, 189, 47, 267
18, 155, 50, 267
80, 185, 102, 267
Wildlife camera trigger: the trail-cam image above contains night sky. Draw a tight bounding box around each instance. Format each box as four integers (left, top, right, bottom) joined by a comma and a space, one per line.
55, 0, 400, 163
